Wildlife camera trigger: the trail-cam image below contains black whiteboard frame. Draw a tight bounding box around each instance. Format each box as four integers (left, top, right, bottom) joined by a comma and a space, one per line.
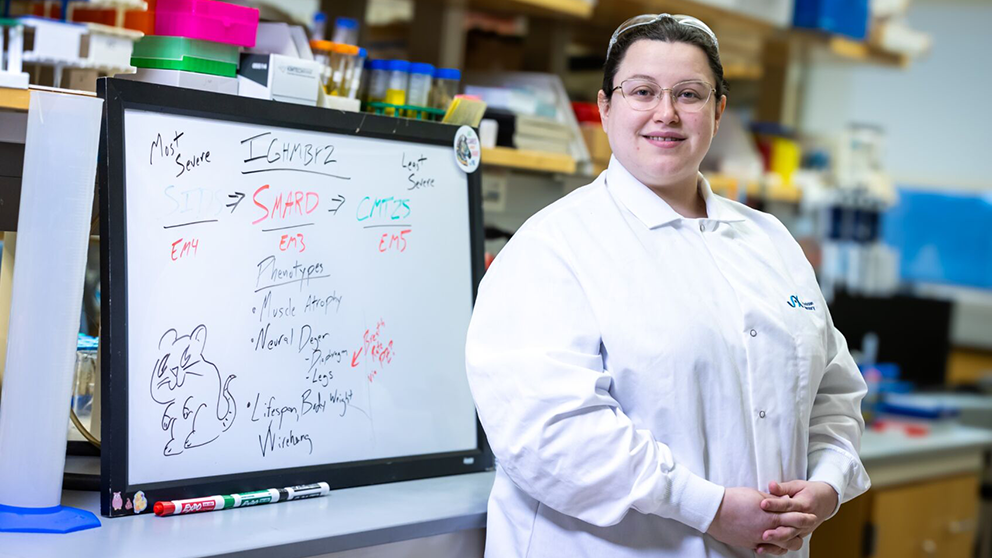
97, 78, 492, 518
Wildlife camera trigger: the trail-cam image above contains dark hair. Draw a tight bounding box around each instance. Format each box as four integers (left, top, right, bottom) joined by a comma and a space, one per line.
602, 17, 728, 104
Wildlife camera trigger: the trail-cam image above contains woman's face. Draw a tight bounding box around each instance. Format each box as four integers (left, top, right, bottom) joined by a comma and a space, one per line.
598, 40, 726, 188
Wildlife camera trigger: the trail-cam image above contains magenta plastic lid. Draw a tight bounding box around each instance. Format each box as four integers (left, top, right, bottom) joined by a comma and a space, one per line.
155, 0, 260, 48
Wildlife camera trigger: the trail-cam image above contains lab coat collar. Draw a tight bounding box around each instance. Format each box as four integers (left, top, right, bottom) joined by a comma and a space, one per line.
605, 155, 746, 229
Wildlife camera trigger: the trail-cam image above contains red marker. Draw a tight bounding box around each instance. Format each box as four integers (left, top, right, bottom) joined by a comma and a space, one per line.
154, 495, 226, 516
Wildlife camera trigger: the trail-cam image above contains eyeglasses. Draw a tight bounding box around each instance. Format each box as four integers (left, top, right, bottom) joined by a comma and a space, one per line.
611, 79, 716, 113
606, 14, 719, 60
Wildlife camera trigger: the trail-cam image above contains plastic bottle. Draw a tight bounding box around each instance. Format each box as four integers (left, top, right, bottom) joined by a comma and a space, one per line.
366, 59, 389, 106
332, 16, 359, 46
383, 59, 410, 116
310, 12, 326, 41
347, 48, 367, 100
328, 42, 359, 96
406, 62, 434, 116
309, 40, 335, 92
357, 57, 373, 102
431, 67, 461, 112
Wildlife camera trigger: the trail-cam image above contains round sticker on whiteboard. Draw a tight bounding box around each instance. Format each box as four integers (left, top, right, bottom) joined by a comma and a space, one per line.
453, 126, 481, 173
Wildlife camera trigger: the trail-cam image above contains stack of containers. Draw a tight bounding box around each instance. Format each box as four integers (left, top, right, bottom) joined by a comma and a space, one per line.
63, 0, 148, 82
125, 0, 258, 94
307, 16, 364, 110
69, 0, 156, 35
362, 62, 460, 121
310, 39, 365, 99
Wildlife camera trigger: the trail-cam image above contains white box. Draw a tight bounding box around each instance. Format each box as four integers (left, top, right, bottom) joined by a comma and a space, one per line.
19, 17, 86, 65
317, 89, 361, 112
81, 23, 141, 72
237, 53, 321, 106
115, 68, 239, 95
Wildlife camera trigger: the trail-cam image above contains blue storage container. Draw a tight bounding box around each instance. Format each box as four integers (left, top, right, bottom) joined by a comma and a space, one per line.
883, 188, 992, 290
793, 0, 869, 40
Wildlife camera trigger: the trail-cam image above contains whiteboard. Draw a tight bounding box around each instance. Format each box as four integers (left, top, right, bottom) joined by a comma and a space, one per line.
98, 80, 487, 514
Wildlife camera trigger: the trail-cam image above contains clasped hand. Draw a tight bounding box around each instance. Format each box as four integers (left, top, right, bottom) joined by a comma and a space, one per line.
706, 480, 837, 555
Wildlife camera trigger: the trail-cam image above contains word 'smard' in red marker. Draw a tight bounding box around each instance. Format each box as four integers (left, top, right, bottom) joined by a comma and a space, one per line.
153, 482, 330, 516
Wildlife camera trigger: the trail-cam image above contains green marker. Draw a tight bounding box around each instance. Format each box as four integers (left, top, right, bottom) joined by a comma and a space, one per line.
229, 489, 280, 508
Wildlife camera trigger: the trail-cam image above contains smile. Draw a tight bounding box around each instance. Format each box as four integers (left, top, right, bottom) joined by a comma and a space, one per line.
642, 134, 686, 148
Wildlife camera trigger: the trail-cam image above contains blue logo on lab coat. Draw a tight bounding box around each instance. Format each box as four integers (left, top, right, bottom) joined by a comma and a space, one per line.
787, 295, 816, 311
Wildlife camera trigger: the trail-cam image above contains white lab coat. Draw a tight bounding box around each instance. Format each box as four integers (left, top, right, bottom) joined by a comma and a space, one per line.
465, 156, 870, 557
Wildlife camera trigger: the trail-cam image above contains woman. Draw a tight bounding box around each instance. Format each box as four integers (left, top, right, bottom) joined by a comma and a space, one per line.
464, 13, 871, 558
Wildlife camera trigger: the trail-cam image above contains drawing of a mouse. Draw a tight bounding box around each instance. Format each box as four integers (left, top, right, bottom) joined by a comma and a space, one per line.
151, 325, 236, 456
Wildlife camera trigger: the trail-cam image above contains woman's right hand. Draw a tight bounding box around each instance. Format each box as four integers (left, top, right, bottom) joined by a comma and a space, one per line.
706, 487, 815, 554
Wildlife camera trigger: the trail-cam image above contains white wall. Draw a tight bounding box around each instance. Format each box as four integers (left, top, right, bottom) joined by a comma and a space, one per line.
798, 0, 992, 191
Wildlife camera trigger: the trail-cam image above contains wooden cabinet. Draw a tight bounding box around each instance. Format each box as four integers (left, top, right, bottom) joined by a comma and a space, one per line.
873, 474, 979, 558
811, 473, 981, 558
810, 489, 871, 557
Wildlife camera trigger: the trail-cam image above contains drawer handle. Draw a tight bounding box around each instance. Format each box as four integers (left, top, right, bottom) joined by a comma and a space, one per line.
922, 539, 937, 555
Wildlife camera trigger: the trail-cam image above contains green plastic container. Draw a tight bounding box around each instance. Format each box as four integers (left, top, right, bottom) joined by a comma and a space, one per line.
130, 56, 237, 77
131, 35, 239, 77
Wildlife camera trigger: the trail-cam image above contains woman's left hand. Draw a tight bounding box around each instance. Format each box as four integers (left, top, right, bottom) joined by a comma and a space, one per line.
754, 480, 838, 553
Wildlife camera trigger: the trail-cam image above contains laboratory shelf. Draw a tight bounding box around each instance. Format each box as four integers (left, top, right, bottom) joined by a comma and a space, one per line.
462, 0, 594, 19
0, 87, 30, 111
825, 35, 910, 67
791, 30, 911, 68
482, 146, 577, 175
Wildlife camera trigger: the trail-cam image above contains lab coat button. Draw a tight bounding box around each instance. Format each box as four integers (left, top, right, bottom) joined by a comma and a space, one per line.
749, 329, 757, 337
759, 410, 766, 418
699, 222, 705, 232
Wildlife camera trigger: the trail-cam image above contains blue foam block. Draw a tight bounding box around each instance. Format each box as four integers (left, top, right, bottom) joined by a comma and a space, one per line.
0, 504, 101, 533
883, 187, 992, 289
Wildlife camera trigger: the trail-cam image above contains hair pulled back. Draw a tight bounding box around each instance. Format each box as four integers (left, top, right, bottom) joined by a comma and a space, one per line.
602, 17, 728, 103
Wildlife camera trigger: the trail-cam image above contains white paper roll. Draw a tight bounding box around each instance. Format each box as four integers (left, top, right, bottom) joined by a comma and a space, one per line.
0, 90, 103, 508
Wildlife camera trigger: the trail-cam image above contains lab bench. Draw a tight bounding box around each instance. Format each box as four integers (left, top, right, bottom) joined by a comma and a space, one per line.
2, 426, 990, 558
813, 424, 992, 558
0, 470, 493, 558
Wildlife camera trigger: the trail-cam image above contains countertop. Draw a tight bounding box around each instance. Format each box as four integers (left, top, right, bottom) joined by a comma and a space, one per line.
3, 425, 992, 557
0, 471, 493, 558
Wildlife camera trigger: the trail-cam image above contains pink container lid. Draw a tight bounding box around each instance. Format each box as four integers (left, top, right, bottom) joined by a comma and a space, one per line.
155, 0, 259, 48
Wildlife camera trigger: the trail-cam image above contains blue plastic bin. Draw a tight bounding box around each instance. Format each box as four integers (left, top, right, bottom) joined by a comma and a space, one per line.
883, 188, 992, 290
793, 0, 869, 40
